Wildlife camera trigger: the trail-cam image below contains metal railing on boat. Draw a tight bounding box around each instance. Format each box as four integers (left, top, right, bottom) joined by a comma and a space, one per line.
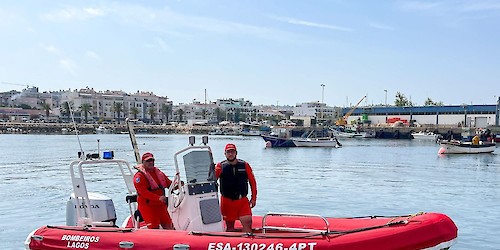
262, 212, 330, 234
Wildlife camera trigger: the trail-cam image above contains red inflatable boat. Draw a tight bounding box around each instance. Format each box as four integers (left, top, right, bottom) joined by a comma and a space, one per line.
25, 136, 458, 250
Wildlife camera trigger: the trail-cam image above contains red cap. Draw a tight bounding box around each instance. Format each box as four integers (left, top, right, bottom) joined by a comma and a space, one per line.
224, 143, 237, 151
141, 152, 154, 162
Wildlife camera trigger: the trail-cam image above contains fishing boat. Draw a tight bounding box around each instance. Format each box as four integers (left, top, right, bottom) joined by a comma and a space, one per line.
292, 137, 342, 147
25, 134, 458, 250
261, 133, 296, 147
330, 126, 375, 139
438, 140, 496, 154
262, 127, 338, 148
411, 131, 440, 141
95, 125, 112, 134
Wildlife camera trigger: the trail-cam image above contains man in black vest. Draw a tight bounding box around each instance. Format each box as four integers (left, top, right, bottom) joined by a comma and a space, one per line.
215, 143, 257, 233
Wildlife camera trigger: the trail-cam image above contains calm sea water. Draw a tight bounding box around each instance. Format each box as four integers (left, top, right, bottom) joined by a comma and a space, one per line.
1, 134, 499, 249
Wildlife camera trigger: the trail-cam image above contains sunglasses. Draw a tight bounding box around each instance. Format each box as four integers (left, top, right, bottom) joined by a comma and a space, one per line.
145, 158, 155, 162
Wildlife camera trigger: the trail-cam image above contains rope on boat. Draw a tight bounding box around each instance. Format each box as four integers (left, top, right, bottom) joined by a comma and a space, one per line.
191, 212, 427, 239
45, 212, 427, 239
46, 225, 134, 233
326, 212, 426, 236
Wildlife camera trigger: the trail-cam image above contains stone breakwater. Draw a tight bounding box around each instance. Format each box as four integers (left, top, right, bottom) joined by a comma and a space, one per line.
0, 122, 219, 135
0, 122, 478, 137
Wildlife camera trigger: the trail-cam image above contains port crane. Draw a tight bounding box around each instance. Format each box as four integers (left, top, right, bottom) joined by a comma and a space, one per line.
1, 81, 31, 89
335, 95, 367, 125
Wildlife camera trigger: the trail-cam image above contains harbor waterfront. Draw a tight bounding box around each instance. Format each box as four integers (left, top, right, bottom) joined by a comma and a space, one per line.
1, 134, 499, 249
1, 121, 493, 136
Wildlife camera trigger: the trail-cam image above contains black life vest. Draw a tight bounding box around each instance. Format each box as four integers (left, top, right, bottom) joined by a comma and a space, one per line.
219, 160, 248, 200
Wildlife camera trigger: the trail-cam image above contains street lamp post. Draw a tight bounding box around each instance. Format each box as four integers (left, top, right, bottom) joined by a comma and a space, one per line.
320, 84, 325, 120
384, 89, 387, 106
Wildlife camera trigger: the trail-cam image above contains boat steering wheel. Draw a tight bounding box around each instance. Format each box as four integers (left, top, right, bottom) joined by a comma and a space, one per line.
168, 173, 185, 209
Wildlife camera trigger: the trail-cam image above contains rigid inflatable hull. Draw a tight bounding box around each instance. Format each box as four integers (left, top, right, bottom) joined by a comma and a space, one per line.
27, 212, 457, 250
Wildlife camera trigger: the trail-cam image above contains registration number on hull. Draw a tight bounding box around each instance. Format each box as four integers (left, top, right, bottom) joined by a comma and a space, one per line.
208, 242, 317, 250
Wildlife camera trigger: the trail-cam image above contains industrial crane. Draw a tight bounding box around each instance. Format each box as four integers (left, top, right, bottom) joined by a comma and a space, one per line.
1, 81, 31, 88
335, 95, 367, 125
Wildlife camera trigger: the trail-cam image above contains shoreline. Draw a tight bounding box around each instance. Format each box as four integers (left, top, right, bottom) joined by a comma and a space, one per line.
0, 121, 477, 136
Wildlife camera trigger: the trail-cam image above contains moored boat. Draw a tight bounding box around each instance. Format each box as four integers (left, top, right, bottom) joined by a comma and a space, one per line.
25, 136, 458, 250
95, 125, 112, 134
412, 131, 440, 141
261, 134, 296, 147
438, 140, 496, 154
292, 137, 342, 147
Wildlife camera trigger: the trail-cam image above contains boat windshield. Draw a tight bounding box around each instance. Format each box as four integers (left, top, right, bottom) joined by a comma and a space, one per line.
182, 150, 215, 184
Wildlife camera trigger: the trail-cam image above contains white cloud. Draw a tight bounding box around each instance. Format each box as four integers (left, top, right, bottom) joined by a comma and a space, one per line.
83, 7, 105, 17
110, 4, 289, 38
461, 2, 500, 12
368, 22, 395, 31
85, 51, 100, 60
40, 3, 306, 43
42, 7, 106, 21
397, 1, 443, 11
146, 37, 172, 53
41, 43, 62, 55
59, 59, 77, 75
397, 0, 500, 14
269, 15, 353, 32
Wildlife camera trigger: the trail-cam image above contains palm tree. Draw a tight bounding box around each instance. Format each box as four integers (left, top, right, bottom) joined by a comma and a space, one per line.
130, 107, 139, 119
161, 103, 172, 123
214, 107, 224, 122
79, 103, 92, 123
176, 108, 184, 122
60, 102, 71, 122
148, 107, 157, 123
113, 102, 123, 123
40, 102, 51, 122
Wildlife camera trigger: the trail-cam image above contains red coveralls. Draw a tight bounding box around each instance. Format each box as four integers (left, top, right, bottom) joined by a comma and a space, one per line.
133, 167, 172, 229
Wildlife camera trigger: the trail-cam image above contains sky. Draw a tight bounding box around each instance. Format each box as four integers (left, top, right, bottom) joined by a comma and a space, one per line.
1, 1, 499, 107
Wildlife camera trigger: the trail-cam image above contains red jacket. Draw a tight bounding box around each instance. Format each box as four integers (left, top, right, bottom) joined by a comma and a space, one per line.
133, 166, 172, 207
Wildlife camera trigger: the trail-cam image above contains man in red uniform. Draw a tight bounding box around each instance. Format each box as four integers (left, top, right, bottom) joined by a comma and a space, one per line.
215, 143, 257, 233
133, 152, 173, 229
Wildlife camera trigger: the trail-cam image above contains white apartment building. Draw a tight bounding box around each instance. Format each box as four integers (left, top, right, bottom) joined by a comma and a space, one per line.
61, 88, 172, 123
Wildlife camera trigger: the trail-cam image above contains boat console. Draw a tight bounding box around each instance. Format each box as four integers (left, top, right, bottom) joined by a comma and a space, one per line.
168, 136, 224, 232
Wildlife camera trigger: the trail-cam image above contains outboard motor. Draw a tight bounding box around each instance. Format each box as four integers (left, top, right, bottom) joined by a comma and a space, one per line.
66, 192, 117, 226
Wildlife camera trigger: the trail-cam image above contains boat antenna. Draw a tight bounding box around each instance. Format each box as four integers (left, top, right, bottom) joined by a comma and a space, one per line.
126, 118, 141, 164
68, 102, 84, 159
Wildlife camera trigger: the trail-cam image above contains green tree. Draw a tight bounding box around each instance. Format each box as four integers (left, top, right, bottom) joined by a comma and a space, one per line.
130, 107, 139, 119
161, 103, 172, 122
148, 107, 157, 123
214, 107, 224, 122
424, 98, 443, 106
176, 108, 184, 122
40, 102, 51, 121
394, 92, 413, 106
60, 102, 71, 122
19, 104, 32, 109
113, 102, 123, 123
79, 103, 92, 123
